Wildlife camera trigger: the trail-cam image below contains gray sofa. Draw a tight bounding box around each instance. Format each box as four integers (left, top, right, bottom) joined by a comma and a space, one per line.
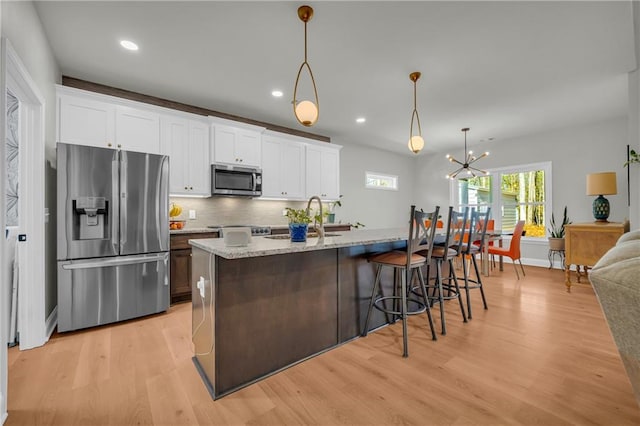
589, 229, 640, 407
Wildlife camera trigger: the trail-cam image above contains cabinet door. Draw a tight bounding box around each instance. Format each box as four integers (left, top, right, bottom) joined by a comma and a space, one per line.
162, 117, 189, 194
306, 145, 340, 199
320, 148, 340, 199
188, 122, 210, 195
281, 141, 306, 199
213, 125, 237, 165
170, 248, 192, 303
235, 130, 262, 167
306, 145, 323, 198
116, 106, 160, 153
261, 136, 283, 197
58, 94, 115, 148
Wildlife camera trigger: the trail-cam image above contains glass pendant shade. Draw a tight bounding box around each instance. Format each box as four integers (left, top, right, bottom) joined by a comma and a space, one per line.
294, 100, 318, 126
408, 135, 424, 153
293, 5, 319, 127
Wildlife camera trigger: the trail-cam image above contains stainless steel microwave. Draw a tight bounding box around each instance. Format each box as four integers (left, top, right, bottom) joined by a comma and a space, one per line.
211, 164, 262, 197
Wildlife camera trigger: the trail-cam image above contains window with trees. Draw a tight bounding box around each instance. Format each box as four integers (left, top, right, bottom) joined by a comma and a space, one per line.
450, 162, 551, 238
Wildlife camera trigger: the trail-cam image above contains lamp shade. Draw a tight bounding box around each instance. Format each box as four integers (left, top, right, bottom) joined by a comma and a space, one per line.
586, 172, 617, 196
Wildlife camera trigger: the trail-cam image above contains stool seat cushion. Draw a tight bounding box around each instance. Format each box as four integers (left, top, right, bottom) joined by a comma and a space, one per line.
431, 246, 458, 258
370, 251, 426, 267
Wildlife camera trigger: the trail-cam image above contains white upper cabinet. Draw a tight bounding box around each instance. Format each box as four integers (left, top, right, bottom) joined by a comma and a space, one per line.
115, 106, 160, 153
261, 135, 306, 200
211, 120, 263, 167
57, 86, 160, 153
306, 144, 341, 200
58, 94, 115, 148
161, 115, 210, 197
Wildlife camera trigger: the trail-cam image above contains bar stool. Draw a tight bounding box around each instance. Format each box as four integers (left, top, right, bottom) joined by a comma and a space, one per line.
459, 208, 491, 319
362, 205, 439, 357
425, 206, 468, 335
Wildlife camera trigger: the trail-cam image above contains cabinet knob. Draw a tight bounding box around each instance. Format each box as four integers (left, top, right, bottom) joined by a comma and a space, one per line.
107, 143, 112, 147
189, 186, 193, 190
117, 144, 122, 148
184, 186, 188, 190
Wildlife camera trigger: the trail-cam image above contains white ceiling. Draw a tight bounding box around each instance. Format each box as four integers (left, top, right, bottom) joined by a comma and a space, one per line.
34, 1, 636, 156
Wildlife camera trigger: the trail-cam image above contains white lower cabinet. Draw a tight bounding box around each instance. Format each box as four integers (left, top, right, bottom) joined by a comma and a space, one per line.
161, 116, 210, 196
306, 144, 341, 200
261, 136, 306, 199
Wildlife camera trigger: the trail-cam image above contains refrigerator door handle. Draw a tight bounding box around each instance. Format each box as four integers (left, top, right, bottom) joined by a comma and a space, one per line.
120, 152, 128, 247
61, 253, 169, 270
111, 158, 120, 253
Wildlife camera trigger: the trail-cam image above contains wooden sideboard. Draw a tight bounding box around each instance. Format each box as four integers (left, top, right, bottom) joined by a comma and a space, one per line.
564, 222, 628, 292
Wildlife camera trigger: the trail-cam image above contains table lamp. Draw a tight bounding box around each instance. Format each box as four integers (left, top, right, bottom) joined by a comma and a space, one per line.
586, 172, 617, 222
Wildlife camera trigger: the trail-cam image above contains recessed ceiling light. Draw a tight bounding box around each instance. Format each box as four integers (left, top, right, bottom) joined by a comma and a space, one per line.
120, 40, 139, 51
356, 117, 366, 124
272, 90, 283, 98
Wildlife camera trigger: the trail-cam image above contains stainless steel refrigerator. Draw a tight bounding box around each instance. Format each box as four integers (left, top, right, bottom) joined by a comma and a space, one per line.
57, 143, 170, 332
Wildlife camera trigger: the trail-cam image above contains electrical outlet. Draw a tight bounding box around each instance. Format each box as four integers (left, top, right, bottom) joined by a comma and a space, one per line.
189, 209, 196, 219
197, 277, 206, 298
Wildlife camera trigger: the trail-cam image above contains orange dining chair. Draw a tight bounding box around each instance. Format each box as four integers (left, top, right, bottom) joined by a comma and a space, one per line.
474, 219, 495, 268
488, 220, 526, 279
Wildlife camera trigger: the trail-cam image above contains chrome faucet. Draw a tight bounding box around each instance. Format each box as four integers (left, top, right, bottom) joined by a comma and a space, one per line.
306, 195, 324, 239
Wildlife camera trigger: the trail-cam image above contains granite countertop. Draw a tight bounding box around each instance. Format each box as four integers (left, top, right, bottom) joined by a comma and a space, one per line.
170, 227, 218, 235
189, 228, 406, 259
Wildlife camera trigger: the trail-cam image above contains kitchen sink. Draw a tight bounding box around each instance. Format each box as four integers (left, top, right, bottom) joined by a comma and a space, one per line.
265, 233, 341, 240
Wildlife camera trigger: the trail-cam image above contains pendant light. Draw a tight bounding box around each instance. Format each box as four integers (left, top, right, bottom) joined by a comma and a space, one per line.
445, 128, 489, 179
408, 72, 424, 154
293, 5, 319, 127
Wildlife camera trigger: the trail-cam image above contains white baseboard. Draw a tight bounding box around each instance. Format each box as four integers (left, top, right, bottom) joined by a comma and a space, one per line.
45, 306, 57, 341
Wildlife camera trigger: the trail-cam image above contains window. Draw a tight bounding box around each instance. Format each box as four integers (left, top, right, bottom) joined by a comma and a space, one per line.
450, 162, 551, 238
365, 171, 398, 191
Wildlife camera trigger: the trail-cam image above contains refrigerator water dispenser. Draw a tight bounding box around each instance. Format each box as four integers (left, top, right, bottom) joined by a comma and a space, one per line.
75, 197, 107, 240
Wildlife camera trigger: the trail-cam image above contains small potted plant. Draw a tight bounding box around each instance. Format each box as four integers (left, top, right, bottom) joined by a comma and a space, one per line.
548, 206, 571, 251
325, 195, 342, 224
285, 207, 312, 242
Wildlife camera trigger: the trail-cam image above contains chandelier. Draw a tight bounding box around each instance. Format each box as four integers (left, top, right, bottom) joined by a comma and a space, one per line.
293, 5, 319, 127
445, 128, 489, 179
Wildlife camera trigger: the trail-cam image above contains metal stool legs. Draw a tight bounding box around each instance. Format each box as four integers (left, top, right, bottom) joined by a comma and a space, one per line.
430, 257, 467, 335
461, 254, 488, 320
362, 263, 437, 357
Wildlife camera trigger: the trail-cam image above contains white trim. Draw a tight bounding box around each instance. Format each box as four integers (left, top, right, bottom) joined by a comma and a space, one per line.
45, 306, 58, 340
5, 39, 47, 350
0, 35, 8, 426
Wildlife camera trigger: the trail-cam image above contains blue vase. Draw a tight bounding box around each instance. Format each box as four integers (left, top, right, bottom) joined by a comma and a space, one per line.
289, 223, 308, 242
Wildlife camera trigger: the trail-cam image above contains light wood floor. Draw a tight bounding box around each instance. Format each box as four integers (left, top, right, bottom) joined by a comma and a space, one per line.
7, 266, 640, 425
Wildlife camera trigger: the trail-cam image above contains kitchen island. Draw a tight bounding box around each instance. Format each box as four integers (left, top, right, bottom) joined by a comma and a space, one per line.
189, 228, 407, 399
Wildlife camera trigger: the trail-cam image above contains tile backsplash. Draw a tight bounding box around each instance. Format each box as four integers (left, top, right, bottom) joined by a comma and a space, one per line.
169, 197, 309, 228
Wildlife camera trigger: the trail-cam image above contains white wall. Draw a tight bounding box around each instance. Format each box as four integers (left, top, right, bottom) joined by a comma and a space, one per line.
335, 140, 415, 229
1, 1, 60, 321
414, 117, 629, 265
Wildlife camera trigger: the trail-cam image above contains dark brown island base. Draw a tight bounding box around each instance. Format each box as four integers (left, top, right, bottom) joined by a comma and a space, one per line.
189, 228, 409, 399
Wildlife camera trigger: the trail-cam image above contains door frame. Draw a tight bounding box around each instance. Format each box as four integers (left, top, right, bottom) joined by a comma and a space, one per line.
3, 37, 47, 352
